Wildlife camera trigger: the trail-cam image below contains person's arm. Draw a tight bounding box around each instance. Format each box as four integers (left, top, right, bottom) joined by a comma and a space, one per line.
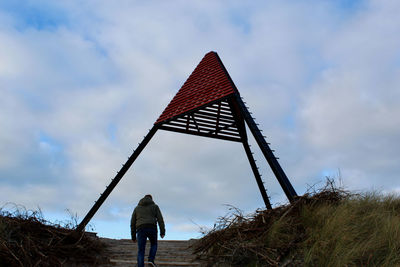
155, 205, 165, 238
130, 208, 137, 242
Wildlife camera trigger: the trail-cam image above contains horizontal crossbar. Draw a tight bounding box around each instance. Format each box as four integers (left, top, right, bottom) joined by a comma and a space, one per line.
159, 125, 242, 142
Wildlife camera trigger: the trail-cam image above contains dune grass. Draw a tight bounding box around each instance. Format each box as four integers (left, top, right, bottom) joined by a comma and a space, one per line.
302, 192, 400, 266
193, 181, 400, 266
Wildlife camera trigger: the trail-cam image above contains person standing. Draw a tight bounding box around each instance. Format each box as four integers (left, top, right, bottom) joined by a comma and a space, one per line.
131, 194, 165, 267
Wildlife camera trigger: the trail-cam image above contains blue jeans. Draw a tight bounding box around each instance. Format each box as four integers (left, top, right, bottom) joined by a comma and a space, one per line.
137, 227, 158, 267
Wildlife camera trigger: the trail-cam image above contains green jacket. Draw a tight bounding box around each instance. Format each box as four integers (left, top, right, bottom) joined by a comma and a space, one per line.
130, 196, 165, 240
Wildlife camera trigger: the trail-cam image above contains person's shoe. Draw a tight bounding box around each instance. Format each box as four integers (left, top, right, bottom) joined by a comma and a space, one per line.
148, 261, 157, 267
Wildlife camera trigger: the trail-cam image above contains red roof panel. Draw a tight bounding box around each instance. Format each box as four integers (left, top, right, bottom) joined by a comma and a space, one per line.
155, 52, 236, 124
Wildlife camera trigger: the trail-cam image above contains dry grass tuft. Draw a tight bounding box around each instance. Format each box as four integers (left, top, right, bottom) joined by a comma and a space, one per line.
0, 204, 108, 266
192, 179, 400, 266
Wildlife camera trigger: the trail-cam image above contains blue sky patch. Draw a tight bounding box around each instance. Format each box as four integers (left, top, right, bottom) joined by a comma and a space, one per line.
39, 131, 63, 153
229, 8, 252, 34
107, 123, 118, 143
0, 1, 69, 31
336, 0, 365, 11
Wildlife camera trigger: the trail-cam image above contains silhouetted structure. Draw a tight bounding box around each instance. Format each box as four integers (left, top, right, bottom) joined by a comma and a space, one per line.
76, 52, 297, 232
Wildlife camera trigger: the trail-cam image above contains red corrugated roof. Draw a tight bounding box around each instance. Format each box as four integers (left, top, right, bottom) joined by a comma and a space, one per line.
155, 52, 236, 124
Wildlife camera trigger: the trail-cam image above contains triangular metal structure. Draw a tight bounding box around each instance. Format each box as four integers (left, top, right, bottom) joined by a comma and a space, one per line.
76, 52, 297, 232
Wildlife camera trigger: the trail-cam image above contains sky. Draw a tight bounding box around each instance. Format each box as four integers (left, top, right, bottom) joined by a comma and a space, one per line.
0, 0, 399, 240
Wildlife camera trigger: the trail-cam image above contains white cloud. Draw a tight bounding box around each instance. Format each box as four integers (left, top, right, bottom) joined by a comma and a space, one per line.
0, 0, 399, 239
298, 0, 400, 190
171, 223, 201, 233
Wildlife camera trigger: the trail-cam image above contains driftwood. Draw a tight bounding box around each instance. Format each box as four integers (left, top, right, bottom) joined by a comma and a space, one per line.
192, 179, 350, 266
0, 204, 108, 266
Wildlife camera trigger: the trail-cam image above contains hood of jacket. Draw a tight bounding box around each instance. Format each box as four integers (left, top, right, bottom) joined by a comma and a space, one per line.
138, 196, 155, 206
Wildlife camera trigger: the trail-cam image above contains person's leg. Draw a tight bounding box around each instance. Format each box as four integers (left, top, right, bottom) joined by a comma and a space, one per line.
136, 229, 147, 267
147, 228, 158, 263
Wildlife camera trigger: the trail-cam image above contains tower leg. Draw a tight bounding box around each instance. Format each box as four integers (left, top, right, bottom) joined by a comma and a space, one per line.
234, 94, 298, 202
76, 126, 158, 232
242, 140, 272, 209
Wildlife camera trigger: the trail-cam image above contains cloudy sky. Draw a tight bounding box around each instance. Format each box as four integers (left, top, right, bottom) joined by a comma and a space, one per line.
1, 0, 399, 240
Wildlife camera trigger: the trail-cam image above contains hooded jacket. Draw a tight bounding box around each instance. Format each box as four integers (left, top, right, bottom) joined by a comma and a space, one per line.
130, 196, 165, 240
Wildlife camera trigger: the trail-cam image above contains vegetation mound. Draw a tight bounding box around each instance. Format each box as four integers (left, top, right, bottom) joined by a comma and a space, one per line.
193, 180, 400, 266
0, 204, 107, 266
